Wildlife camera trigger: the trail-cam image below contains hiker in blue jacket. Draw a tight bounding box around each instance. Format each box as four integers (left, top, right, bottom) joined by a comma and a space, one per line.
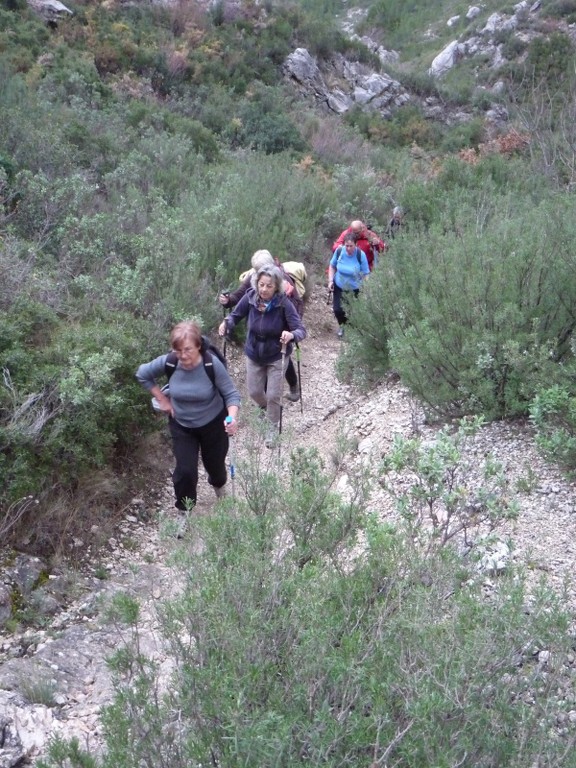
136, 320, 240, 510
328, 232, 370, 338
218, 264, 306, 446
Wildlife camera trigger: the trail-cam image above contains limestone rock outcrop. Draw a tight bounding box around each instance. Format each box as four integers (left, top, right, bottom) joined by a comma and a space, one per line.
27, 0, 73, 23
282, 48, 409, 118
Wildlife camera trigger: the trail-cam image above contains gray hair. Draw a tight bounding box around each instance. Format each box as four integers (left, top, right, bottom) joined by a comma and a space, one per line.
251, 249, 274, 271
251, 264, 285, 294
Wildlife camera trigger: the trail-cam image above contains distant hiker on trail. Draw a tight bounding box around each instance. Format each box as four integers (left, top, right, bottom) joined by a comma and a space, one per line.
219, 249, 306, 402
328, 232, 370, 338
136, 320, 240, 511
385, 206, 404, 239
218, 264, 306, 447
332, 219, 386, 272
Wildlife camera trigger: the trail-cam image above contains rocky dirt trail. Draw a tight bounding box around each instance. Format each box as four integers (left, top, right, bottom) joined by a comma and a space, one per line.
1, 286, 576, 766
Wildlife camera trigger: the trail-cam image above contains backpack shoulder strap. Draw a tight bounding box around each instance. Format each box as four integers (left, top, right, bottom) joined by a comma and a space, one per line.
202, 349, 216, 386
165, 342, 222, 387
336, 246, 362, 267
165, 352, 178, 380
201, 335, 227, 387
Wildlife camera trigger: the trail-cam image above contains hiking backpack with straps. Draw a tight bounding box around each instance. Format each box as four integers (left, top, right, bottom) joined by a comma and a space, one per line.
151, 335, 227, 412
335, 245, 362, 268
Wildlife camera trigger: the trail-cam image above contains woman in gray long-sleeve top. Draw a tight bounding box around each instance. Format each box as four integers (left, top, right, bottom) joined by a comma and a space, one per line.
136, 320, 240, 511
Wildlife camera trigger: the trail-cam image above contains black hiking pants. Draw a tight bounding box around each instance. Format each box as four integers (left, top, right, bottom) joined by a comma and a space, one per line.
169, 410, 229, 510
333, 285, 359, 326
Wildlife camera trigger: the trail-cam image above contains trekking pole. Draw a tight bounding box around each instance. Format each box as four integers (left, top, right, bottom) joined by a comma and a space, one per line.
278, 342, 287, 447
294, 342, 303, 414
221, 291, 230, 363
225, 416, 236, 498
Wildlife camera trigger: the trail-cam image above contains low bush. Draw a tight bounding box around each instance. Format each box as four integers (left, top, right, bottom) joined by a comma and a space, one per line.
0, 313, 153, 512
440, 117, 485, 153
548, 0, 576, 21
378, 416, 518, 554
530, 382, 576, 475
360, 103, 443, 150
526, 32, 575, 86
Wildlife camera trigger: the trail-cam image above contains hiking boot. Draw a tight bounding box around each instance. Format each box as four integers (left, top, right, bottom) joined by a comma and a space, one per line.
214, 484, 227, 499
285, 385, 300, 402
337, 327, 345, 339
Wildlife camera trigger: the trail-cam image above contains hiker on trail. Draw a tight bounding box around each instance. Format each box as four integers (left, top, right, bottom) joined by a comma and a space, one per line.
385, 206, 404, 239
332, 219, 386, 271
328, 232, 370, 338
136, 320, 240, 511
218, 264, 306, 447
219, 249, 305, 402
219, 249, 305, 317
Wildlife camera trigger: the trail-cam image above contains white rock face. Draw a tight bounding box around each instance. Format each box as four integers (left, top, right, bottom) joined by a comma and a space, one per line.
283, 47, 407, 115
327, 90, 353, 114
27, 0, 73, 21
428, 41, 465, 77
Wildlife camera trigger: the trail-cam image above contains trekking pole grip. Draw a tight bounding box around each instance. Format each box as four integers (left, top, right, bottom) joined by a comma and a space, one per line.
225, 416, 236, 486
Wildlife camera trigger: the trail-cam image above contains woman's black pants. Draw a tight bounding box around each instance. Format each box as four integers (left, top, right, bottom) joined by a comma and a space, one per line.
332, 284, 359, 326
169, 411, 228, 510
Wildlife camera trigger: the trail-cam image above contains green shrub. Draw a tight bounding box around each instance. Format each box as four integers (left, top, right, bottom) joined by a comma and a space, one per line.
363, 103, 443, 150
298, 18, 349, 60
0, 8, 49, 69
440, 117, 485, 153
548, 0, 576, 21
501, 34, 528, 60
0, 313, 153, 509
343, 189, 576, 419
398, 70, 440, 98
234, 86, 306, 154
397, 179, 443, 229
526, 32, 575, 85
379, 417, 518, 552
530, 383, 576, 474
437, 153, 534, 195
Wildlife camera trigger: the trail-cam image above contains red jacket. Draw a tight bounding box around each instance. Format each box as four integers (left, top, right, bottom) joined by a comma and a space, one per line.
332, 227, 386, 271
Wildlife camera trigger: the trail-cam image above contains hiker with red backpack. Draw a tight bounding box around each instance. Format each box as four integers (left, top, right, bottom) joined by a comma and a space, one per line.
332, 219, 386, 271
328, 232, 370, 338
136, 320, 240, 510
